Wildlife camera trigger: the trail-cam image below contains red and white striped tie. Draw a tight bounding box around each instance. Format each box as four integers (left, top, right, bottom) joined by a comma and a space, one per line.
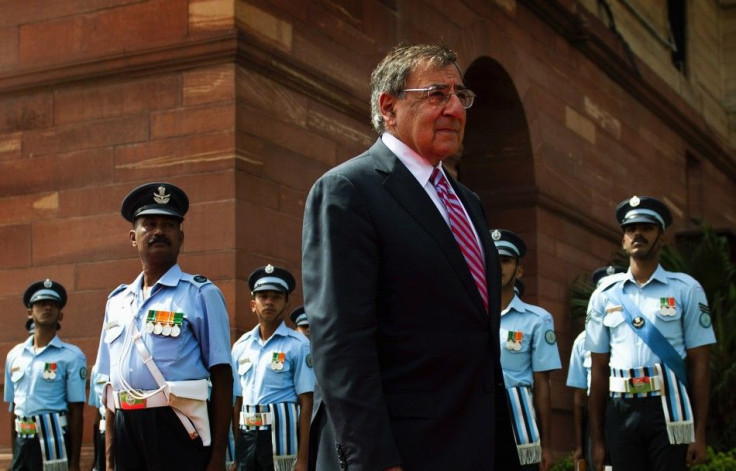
431, 168, 488, 311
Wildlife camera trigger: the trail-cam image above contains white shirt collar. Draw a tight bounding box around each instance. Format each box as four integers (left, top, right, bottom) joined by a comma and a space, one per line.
381, 132, 443, 187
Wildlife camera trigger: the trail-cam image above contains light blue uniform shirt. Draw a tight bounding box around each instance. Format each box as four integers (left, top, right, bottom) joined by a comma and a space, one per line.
566, 331, 590, 393
87, 364, 108, 409
4, 335, 87, 417
232, 322, 314, 405
95, 264, 231, 391
585, 265, 717, 370
499, 295, 562, 387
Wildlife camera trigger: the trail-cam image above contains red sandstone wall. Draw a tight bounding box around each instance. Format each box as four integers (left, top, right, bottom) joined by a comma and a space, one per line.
0, 0, 734, 460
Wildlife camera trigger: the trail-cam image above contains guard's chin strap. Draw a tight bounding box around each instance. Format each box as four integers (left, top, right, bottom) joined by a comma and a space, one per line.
642, 230, 662, 259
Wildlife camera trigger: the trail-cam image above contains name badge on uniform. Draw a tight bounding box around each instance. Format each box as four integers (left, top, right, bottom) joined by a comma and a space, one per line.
104, 319, 119, 330
506, 331, 523, 351
271, 352, 285, 371
42, 362, 57, 380
606, 305, 623, 314
238, 357, 252, 375
659, 297, 676, 316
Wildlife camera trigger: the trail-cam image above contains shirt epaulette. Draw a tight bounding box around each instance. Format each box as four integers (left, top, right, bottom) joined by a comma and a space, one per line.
7, 343, 24, 359
517, 301, 551, 320
665, 271, 699, 286
233, 331, 255, 347
108, 284, 127, 299
60, 341, 85, 359
597, 273, 625, 292
183, 273, 212, 289
285, 328, 311, 345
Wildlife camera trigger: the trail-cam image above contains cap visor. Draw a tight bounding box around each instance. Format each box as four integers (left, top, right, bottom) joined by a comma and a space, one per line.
252, 283, 287, 293
30, 294, 62, 304
135, 208, 183, 219
621, 215, 660, 226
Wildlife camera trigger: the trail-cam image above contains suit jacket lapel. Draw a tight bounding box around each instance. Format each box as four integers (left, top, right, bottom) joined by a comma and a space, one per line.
370, 139, 488, 316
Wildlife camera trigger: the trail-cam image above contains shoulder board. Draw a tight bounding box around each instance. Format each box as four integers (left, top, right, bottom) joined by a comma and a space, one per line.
598, 273, 625, 292
233, 331, 254, 346
183, 273, 212, 288
60, 342, 85, 358
108, 284, 128, 299
665, 271, 698, 285
519, 302, 551, 319
285, 329, 310, 344
8, 343, 25, 357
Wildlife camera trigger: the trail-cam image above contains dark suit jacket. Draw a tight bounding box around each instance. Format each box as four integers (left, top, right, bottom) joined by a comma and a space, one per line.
302, 139, 520, 471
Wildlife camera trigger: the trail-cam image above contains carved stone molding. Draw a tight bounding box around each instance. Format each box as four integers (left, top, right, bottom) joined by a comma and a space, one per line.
0, 33, 239, 95
521, 0, 736, 181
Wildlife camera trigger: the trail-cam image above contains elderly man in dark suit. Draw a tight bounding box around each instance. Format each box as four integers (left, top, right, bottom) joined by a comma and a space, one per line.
301, 43, 520, 471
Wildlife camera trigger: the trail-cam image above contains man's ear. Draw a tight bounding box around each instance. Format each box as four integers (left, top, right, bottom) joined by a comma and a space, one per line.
515, 264, 524, 279
379, 93, 397, 128
129, 228, 137, 246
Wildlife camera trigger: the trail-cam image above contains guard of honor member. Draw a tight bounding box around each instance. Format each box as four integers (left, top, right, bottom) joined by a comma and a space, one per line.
231, 265, 315, 471
289, 306, 310, 339
4, 279, 87, 471
94, 182, 233, 470
491, 229, 561, 471
586, 195, 717, 471
567, 265, 626, 471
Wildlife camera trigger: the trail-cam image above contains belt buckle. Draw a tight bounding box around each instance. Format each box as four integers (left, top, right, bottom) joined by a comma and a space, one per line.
244, 413, 264, 427
119, 392, 147, 410
19, 421, 36, 435
628, 376, 652, 394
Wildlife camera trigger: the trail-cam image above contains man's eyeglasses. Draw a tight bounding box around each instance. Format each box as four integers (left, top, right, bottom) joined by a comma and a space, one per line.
401, 86, 476, 109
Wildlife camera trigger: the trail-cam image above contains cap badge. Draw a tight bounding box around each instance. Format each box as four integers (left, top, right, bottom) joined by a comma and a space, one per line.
153, 186, 171, 204
606, 266, 615, 275
630, 195, 640, 207
265, 264, 274, 274
491, 230, 501, 241
43, 279, 53, 288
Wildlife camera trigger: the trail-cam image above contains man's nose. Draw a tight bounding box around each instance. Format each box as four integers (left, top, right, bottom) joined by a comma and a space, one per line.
443, 93, 466, 117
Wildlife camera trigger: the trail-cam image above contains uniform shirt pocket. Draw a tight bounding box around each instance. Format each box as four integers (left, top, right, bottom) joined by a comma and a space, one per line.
654, 305, 683, 339
262, 357, 292, 391
237, 357, 253, 376
104, 323, 124, 344
500, 328, 532, 374
10, 357, 30, 383
602, 310, 626, 329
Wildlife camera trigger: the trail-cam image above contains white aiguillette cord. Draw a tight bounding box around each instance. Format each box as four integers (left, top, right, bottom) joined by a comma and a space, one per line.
117, 297, 198, 438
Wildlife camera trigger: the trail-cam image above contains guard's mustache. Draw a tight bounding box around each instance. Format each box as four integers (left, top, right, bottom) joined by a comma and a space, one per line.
148, 235, 171, 246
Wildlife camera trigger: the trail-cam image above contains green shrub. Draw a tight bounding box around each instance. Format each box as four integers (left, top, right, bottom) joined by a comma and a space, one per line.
551, 447, 736, 470
550, 454, 574, 471
689, 447, 736, 470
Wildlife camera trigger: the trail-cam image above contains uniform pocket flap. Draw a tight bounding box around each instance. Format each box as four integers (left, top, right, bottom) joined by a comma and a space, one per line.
603, 310, 625, 328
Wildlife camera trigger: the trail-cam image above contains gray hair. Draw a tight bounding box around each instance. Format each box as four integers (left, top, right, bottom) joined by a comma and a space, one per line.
370, 43, 460, 134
